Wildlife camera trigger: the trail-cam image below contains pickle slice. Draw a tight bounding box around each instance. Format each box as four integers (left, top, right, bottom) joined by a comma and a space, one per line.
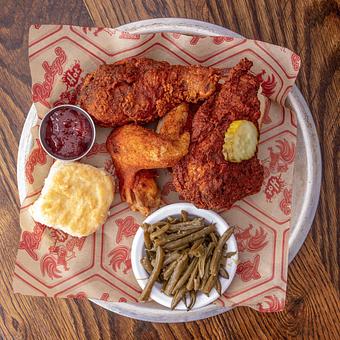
223, 120, 258, 163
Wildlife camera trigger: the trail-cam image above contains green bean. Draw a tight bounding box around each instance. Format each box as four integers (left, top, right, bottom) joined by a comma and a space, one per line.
161, 280, 168, 292
163, 260, 178, 281
187, 291, 197, 311
194, 277, 200, 291
190, 238, 204, 252
219, 266, 229, 279
167, 216, 177, 224
171, 244, 191, 252
215, 277, 222, 296
202, 274, 217, 295
140, 246, 165, 301
154, 227, 203, 246
210, 227, 235, 277
200, 257, 211, 290
186, 260, 199, 291
223, 251, 237, 259
144, 231, 152, 250
167, 219, 204, 232
141, 256, 153, 274
146, 249, 156, 262
147, 221, 167, 233
189, 244, 205, 258
182, 293, 188, 308
199, 242, 215, 279
163, 252, 181, 266
172, 257, 199, 293
210, 231, 218, 243
150, 223, 170, 240
171, 286, 186, 310
141, 223, 150, 231
164, 225, 215, 250
164, 253, 188, 295
181, 210, 189, 222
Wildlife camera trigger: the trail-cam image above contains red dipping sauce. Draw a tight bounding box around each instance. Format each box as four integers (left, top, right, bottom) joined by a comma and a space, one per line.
40, 105, 95, 160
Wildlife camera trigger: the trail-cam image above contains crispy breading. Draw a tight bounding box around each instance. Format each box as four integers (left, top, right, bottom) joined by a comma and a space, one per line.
106, 104, 190, 215
172, 59, 264, 210
77, 58, 219, 127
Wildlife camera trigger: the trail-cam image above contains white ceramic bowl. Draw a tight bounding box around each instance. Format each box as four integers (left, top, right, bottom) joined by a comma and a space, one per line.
131, 203, 238, 310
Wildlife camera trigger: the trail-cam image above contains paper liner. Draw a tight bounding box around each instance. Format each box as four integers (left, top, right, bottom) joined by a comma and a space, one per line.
14, 25, 300, 312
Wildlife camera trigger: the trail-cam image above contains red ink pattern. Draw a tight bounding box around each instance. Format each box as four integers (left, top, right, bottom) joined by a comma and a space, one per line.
268, 139, 295, 173
40, 230, 86, 279
256, 70, 277, 97
115, 216, 139, 244
100, 293, 109, 301
291, 53, 301, 72
62, 61, 82, 88
32, 47, 67, 108
85, 143, 107, 157
25, 139, 47, 184
119, 32, 140, 40
236, 255, 261, 281
108, 246, 131, 274
190, 36, 202, 45
235, 225, 268, 252
257, 295, 285, 312
67, 292, 87, 299
82, 27, 105, 36
19, 222, 46, 260
212, 36, 234, 44
279, 188, 292, 215
264, 175, 285, 201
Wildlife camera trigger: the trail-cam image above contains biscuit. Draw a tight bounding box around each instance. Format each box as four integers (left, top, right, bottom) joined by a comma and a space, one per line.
30, 161, 115, 237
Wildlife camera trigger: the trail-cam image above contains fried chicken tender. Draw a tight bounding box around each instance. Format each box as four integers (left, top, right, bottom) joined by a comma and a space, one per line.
77, 58, 219, 127
172, 59, 264, 210
107, 104, 190, 215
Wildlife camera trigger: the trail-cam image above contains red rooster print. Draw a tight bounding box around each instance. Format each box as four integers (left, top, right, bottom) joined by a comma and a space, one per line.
40, 230, 86, 279
257, 295, 285, 312
19, 222, 46, 260
263, 139, 295, 179
268, 139, 295, 174
235, 224, 268, 252
108, 245, 131, 274
256, 70, 277, 97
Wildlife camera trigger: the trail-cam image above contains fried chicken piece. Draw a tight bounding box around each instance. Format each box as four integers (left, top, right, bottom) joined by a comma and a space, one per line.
156, 103, 189, 140
172, 59, 264, 210
106, 104, 190, 215
77, 58, 219, 127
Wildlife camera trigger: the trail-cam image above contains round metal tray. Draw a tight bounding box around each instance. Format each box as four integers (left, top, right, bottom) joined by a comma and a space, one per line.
17, 18, 321, 323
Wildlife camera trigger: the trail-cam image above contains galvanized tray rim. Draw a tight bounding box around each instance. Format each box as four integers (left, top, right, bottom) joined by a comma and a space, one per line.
17, 18, 321, 323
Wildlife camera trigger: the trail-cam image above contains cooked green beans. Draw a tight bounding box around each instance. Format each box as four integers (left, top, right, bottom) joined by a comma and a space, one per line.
138, 211, 235, 310
164, 225, 215, 250
139, 246, 165, 301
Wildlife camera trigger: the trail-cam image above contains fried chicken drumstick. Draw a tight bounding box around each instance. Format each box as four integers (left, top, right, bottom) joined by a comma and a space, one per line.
78, 58, 219, 127
107, 104, 190, 215
172, 59, 264, 210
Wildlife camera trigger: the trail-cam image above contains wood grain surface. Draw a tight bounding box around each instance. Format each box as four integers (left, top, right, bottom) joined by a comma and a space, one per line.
0, 0, 339, 339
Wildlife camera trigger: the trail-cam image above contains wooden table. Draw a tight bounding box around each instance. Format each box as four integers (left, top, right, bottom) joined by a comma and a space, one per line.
0, 0, 339, 338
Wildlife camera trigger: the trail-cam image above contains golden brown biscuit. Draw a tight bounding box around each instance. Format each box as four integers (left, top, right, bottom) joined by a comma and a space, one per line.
30, 161, 115, 237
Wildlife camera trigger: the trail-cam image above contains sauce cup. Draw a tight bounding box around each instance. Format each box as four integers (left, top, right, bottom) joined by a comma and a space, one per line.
39, 104, 96, 161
